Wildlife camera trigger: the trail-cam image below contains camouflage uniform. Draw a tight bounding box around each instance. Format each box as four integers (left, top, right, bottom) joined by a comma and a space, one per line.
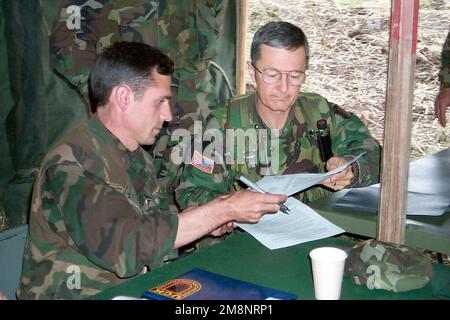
438, 31, 450, 89
17, 115, 178, 300
50, 0, 237, 205
176, 91, 381, 209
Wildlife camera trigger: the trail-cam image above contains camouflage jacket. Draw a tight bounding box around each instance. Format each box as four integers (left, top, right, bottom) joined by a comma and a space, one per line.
50, 0, 237, 207
439, 31, 450, 89
176, 92, 381, 209
17, 115, 178, 300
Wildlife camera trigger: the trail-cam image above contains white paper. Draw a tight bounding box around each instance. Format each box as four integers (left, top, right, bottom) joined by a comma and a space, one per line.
112, 296, 146, 300
256, 152, 365, 196
236, 197, 345, 250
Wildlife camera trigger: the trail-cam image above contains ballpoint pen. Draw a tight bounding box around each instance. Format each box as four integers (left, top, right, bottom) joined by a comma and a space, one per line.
238, 176, 290, 214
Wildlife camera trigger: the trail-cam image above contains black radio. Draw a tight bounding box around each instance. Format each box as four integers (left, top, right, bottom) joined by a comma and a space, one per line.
316, 119, 333, 162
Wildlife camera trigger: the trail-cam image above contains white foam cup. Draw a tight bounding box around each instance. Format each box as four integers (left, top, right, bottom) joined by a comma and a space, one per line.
309, 247, 348, 300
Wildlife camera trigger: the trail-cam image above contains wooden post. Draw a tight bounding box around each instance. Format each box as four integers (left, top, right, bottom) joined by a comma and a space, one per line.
236, 0, 248, 95
377, 0, 419, 243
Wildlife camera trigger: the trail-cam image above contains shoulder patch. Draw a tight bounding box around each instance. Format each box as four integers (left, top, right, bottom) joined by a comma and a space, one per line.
334, 105, 352, 119
191, 150, 214, 174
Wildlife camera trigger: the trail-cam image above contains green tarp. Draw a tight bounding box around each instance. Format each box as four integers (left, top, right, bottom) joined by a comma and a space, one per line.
0, 0, 237, 230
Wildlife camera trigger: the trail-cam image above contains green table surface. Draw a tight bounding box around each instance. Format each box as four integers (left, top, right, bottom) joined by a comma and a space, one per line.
309, 189, 450, 256
92, 232, 450, 300
309, 147, 450, 256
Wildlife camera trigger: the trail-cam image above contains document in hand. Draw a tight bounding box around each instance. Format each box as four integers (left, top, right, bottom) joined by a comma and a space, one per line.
236, 197, 345, 250
256, 152, 365, 196
141, 268, 297, 300
234, 155, 365, 249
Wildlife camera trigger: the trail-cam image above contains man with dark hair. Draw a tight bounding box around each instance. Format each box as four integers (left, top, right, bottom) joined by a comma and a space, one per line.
17, 42, 286, 300
88, 42, 175, 112
177, 21, 381, 210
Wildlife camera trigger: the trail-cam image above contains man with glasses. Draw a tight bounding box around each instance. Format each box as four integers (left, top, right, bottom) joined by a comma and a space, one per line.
176, 21, 381, 218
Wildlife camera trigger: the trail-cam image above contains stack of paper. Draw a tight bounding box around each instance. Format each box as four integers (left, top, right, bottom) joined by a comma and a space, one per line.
235, 154, 366, 249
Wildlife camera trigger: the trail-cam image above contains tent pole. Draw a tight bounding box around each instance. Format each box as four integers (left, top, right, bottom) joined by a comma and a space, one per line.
377, 0, 419, 244
236, 0, 248, 95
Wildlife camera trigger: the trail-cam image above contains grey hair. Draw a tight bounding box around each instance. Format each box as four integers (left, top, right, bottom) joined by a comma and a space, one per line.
250, 21, 309, 68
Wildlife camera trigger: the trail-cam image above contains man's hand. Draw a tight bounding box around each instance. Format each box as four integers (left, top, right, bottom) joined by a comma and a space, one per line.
209, 221, 235, 237
435, 88, 450, 127
220, 190, 287, 224
175, 190, 287, 249
321, 156, 354, 190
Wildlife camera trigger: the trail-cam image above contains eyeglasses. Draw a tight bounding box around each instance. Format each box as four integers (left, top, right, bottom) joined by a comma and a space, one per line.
252, 63, 308, 86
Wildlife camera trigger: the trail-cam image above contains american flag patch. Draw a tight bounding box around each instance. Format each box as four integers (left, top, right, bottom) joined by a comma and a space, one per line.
191, 150, 214, 174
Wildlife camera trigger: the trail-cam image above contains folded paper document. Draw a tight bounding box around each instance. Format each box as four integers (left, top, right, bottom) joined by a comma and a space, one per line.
256, 152, 365, 196
236, 197, 344, 250
233, 155, 363, 250
142, 268, 297, 300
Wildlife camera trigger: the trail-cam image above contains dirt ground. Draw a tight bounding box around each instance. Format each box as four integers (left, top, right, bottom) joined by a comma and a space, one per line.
246, 0, 450, 264
246, 0, 450, 160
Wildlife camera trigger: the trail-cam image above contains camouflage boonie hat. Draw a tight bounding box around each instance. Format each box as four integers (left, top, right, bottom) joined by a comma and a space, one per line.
345, 239, 433, 293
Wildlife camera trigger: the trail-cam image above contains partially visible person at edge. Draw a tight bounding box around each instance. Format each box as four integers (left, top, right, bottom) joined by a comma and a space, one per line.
17, 42, 287, 300
435, 31, 450, 127
176, 21, 381, 211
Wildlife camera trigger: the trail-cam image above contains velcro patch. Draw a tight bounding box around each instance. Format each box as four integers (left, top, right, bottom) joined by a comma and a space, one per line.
191, 150, 214, 174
